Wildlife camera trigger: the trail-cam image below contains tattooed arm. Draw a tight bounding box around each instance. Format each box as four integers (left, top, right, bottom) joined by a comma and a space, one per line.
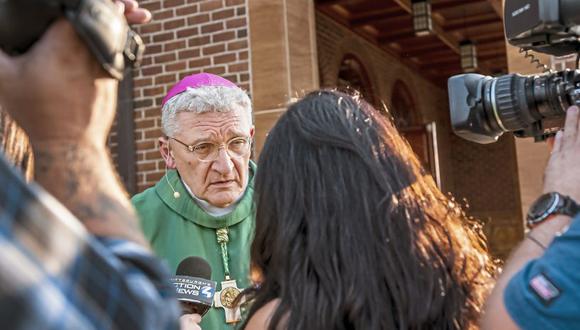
0, 5, 183, 329
0, 14, 149, 245
33, 142, 148, 246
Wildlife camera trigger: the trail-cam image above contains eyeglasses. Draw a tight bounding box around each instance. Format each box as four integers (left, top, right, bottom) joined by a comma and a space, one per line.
170, 136, 251, 162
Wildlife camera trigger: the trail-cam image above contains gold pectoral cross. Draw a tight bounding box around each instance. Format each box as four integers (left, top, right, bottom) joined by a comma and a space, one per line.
214, 279, 244, 324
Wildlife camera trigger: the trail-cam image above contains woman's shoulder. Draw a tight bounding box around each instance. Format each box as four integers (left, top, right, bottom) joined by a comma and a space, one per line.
244, 299, 281, 330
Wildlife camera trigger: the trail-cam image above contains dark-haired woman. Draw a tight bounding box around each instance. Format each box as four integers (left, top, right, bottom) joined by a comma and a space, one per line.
242, 90, 495, 330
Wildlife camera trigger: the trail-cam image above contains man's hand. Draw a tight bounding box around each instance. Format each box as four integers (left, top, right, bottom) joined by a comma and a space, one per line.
0, 19, 114, 146
180, 314, 202, 330
0, 0, 152, 146
543, 106, 580, 202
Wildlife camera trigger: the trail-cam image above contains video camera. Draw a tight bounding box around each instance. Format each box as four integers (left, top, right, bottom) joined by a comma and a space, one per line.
448, 0, 580, 144
0, 0, 144, 80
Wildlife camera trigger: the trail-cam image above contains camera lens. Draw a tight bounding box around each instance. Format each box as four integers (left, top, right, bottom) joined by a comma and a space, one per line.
448, 70, 578, 144
486, 74, 535, 132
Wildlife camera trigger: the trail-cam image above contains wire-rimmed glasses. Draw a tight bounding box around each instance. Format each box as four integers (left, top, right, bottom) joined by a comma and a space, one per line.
170, 136, 251, 162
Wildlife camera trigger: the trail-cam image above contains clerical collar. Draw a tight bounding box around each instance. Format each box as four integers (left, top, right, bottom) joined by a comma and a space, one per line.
180, 178, 244, 217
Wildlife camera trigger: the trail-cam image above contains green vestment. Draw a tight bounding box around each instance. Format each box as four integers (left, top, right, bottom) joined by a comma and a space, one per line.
131, 162, 256, 330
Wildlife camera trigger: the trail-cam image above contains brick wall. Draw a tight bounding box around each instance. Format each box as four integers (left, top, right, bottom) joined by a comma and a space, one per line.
128, 0, 252, 193
107, 117, 119, 171
449, 134, 523, 258
316, 12, 523, 258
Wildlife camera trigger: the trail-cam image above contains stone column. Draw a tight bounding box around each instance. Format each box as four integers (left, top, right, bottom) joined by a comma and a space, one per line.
248, 0, 320, 155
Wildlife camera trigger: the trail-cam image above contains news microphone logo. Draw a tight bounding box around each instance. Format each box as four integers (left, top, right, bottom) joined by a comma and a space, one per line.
170, 275, 216, 306
171, 256, 217, 316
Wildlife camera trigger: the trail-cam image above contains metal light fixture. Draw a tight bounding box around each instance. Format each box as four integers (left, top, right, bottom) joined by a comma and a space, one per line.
460, 40, 478, 72
412, 0, 433, 36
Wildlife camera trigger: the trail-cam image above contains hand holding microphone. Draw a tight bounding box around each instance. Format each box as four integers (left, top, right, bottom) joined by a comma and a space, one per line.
171, 256, 217, 317
180, 313, 202, 330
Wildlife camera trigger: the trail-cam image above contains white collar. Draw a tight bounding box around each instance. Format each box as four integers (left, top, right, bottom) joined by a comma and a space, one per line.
180, 178, 244, 217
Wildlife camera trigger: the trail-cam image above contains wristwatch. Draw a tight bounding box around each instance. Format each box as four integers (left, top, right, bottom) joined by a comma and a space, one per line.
527, 192, 580, 228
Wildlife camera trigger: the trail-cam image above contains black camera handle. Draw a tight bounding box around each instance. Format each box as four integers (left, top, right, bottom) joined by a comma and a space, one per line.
63, 0, 145, 79
0, 0, 144, 80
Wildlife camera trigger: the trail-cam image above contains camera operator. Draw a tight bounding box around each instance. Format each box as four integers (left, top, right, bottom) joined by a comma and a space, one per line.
0, 1, 197, 328
481, 106, 580, 329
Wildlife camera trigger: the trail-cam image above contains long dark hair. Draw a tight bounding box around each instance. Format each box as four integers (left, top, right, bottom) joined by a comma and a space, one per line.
243, 90, 494, 329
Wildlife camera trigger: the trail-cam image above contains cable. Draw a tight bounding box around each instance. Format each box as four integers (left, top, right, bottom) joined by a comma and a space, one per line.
164, 167, 181, 199
519, 48, 553, 73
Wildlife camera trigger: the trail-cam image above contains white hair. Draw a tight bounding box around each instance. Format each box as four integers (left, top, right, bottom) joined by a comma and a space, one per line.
161, 85, 252, 137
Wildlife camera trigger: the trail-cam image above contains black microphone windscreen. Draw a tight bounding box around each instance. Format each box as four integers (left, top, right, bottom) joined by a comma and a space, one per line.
176, 256, 212, 279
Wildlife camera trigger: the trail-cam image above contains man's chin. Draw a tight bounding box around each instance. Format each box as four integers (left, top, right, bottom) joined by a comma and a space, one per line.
207, 192, 242, 208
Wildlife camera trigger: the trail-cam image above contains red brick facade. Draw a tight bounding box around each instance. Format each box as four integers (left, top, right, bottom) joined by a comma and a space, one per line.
127, 0, 251, 192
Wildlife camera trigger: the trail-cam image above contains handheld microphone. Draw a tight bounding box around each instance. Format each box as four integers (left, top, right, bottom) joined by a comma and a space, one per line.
171, 256, 217, 316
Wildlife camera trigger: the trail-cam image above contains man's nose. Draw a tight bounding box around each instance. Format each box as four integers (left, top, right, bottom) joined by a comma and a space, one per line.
212, 147, 234, 174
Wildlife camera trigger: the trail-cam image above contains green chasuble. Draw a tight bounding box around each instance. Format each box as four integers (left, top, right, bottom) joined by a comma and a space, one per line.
131, 162, 256, 330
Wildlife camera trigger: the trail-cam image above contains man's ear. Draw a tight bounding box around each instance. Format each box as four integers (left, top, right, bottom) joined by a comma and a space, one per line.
159, 136, 176, 169
250, 125, 255, 139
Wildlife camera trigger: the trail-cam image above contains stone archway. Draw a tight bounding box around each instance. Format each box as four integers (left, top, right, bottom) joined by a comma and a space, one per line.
389, 79, 420, 128
336, 54, 377, 106
388, 80, 441, 187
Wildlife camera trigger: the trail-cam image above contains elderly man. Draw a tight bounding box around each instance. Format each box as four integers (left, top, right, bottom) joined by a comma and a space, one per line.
132, 73, 255, 329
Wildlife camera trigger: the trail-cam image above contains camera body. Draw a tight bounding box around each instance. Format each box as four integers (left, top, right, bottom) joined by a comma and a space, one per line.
0, 0, 144, 80
449, 0, 580, 143
505, 0, 580, 56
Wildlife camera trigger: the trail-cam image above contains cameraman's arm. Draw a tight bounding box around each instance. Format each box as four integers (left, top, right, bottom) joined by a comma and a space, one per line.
481, 216, 571, 330
482, 106, 580, 329
0, 18, 146, 245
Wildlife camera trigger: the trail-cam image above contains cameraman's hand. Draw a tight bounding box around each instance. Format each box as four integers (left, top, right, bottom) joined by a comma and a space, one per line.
0, 19, 115, 148
543, 106, 580, 202
0, 0, 150, 146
